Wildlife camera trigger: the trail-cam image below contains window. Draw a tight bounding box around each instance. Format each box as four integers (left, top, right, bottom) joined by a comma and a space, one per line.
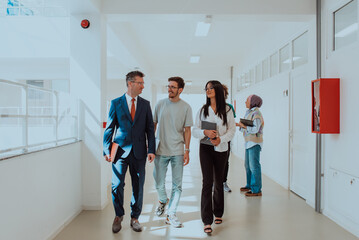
279, 44, 290, 73
249, 69, 255, 85
270, 52, 279, 77
262, 58, 269, 80
255, 64, 262, 83
293, 31, 309, 69
240, 72, 251, 89
334, 0, 358, 50
0, 0, 68, 17
237, 75, 242, 91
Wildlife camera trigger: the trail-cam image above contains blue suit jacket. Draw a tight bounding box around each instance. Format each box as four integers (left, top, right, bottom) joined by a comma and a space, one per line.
103, 94, 155, 160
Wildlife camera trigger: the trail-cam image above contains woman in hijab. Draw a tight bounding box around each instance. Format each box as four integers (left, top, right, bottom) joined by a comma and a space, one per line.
237, 94, 264, 197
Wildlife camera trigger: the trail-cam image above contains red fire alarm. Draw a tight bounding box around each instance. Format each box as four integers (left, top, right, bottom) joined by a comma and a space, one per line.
81, 19, 90, 29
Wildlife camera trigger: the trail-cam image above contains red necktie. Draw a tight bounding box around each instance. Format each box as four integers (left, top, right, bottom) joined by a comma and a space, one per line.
131, 98, 135, 121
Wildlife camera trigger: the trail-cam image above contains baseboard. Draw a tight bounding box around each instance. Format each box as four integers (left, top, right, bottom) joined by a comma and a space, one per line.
46, 208, 83, 240
306, 199, 315, 209
83, 198, 109, 211
323, 208, 359, 238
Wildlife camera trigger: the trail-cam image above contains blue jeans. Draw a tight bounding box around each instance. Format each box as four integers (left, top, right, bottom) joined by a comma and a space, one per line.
245, 145, 262, 193
153, 155, 184, 215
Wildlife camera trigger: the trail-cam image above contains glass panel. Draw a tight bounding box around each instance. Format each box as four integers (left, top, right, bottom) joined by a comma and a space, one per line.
334, 0, 358, 50
27, 88, 56, 116
255, 64, 262, 83
45, 0, 65, 7
293, 32, 309, 68
28, 117, 56, 145
58, 117, 76, 140
57, 92, 77, 139
7, 7, 19, 15
0, 117, 25, 151
0, 82, 26, 115
20, 0, 44, 6
249, 69, 255, 85
20, 7, 40, 16
242, 72, 250, 88
0, 7, 6, 16
270, 52, 279, 77
262, 58, 269, 80
237, 75, 242, 90
43, 6, 67, 16
280, 44, 290, 73
58, 92, 77, 116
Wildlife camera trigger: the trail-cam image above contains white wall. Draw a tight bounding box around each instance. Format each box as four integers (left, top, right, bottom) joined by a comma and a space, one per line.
232, 18, 318, 191
321, 0, 359, 237
232, 72, 290, 189
0, 17, 69, 58
0, 143, 82, 240
0, 17, 70, 81
70, 13, 110, 210
232, 0, 359, 237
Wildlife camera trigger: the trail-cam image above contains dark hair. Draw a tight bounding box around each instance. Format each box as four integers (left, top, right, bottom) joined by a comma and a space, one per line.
126, 71, 145, 86
201, 80, 229, 126
168, 76, 185, 89
223, 84, 229, 100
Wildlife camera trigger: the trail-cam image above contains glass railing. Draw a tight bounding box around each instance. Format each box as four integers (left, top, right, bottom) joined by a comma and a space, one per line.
0, 79, 78, 159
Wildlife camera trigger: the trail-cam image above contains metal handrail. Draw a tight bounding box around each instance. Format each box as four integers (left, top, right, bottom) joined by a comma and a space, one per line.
0, 79, 78, 157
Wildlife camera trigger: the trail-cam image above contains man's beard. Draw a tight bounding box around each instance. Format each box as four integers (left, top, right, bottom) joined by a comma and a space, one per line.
169, 91, 178, 98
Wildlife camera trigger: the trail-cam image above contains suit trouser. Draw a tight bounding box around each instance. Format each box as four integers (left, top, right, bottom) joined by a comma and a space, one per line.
199, 143, 227, 225
111, 149, 146, 219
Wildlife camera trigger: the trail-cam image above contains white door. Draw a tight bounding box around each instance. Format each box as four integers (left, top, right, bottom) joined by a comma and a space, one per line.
289, 68, 315, 199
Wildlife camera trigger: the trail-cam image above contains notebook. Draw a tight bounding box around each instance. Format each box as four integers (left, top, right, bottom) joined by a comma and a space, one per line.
200, 121, 217, 145
240, 118, 254, 127
110, 142, 125, 164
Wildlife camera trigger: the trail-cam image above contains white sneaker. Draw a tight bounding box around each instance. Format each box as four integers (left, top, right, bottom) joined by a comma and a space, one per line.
223, 182, 232, 192
165, 213, 183, 228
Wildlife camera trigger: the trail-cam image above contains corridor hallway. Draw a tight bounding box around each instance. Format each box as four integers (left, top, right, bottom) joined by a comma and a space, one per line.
54, 142, 358, 240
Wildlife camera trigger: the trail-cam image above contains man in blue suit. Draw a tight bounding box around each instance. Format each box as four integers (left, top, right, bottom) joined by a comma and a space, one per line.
103, 71, 155, 233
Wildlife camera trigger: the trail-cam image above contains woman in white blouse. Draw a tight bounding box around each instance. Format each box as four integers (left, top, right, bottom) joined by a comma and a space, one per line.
193, 80, 236, 234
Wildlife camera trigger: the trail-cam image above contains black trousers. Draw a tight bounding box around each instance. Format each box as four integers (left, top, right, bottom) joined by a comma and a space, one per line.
223, 141, 231, 182
199, 143, 228, 225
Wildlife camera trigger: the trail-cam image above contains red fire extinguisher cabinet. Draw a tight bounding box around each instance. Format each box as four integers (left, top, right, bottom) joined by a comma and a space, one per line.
311, 78, 340, 134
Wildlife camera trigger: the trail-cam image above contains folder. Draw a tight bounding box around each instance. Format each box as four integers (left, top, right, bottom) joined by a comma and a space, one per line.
240, 118, 254, 127
200, 120, 217, 146
110, 142, 124, 164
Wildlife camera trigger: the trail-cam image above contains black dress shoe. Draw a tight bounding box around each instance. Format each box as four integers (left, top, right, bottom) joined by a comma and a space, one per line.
112, 216, 123, 233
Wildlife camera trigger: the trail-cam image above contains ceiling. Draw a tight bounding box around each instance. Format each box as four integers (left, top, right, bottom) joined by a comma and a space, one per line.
103, 0, 316, 88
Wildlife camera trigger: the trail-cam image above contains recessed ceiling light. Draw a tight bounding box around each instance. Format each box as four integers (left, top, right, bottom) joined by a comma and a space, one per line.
185, 81, 192, 86
190, 56, 200, 63
195, 15, 212, 37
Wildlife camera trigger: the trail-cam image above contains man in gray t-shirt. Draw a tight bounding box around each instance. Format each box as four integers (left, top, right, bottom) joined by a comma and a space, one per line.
153, 77, 193, 228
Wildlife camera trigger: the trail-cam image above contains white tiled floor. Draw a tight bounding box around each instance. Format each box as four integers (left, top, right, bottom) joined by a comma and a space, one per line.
54, 144, 358, 240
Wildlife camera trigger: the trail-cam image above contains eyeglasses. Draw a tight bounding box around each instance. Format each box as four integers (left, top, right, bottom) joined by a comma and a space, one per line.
132, 81, 145, 86
166, 85, 178, 90
204, 87, 214, 92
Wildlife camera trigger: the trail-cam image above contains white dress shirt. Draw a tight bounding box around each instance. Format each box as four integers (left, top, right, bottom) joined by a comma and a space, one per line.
193, 105, 236, 152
